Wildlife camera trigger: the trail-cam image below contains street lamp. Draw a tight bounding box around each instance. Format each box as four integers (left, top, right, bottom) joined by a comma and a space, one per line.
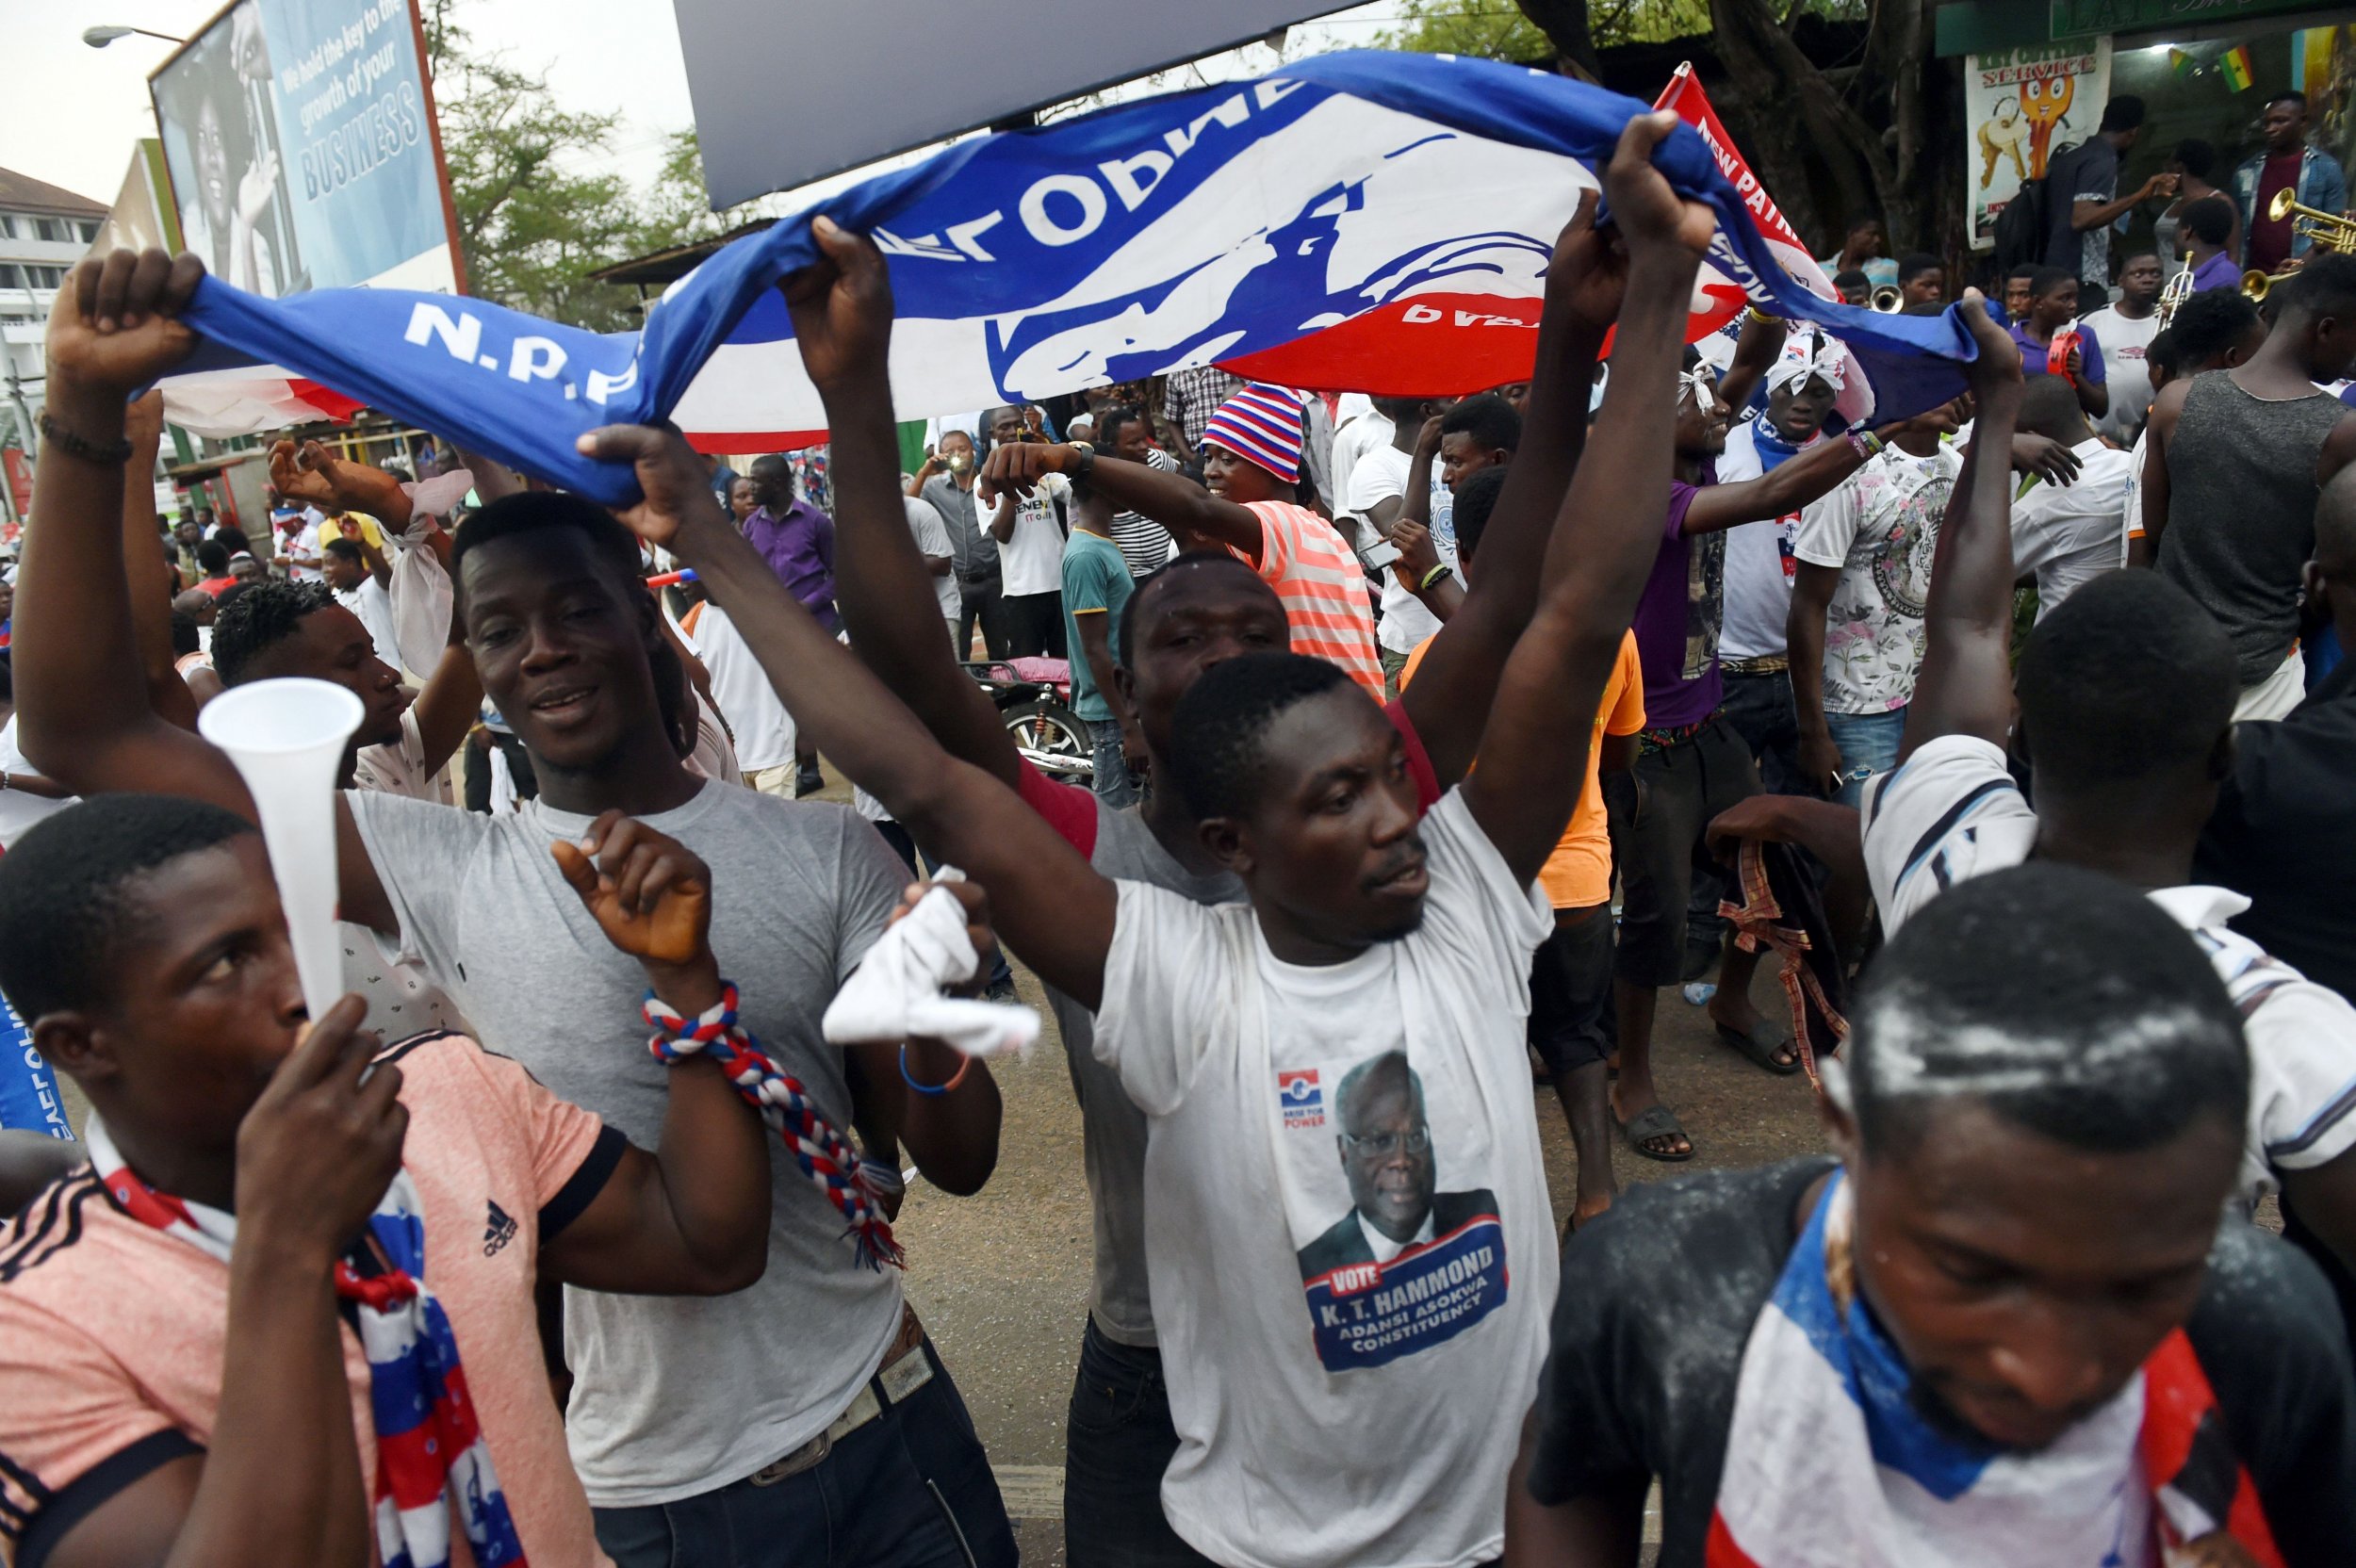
82, 24, 186, 47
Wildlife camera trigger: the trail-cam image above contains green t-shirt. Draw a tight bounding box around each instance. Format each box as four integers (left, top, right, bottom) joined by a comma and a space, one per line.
1060, 529, 1135, 722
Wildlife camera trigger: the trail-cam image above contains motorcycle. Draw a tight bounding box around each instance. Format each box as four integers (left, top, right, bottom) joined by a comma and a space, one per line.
965, 657, 1093, 784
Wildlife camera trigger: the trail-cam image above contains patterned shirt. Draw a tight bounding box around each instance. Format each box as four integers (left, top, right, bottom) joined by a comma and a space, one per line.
1232, 501, 1383, 694
1163, 367, 1245, 450
1792, 445, 1958, 714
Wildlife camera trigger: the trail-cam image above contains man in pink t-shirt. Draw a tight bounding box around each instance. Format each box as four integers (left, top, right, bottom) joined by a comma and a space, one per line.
0, 793, 776, 1567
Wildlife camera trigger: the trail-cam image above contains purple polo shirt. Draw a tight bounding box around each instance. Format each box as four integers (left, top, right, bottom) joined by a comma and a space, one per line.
2189, 250, 2242, 295
1630, 471, 1723, 728
744, 500, 839, 632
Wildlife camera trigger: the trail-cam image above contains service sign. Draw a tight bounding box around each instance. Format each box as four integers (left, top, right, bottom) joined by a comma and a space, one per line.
1966, 39, 2114, 251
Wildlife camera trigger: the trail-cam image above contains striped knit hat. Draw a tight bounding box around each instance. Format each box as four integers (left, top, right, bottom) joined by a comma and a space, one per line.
1199, 383, 1304, 484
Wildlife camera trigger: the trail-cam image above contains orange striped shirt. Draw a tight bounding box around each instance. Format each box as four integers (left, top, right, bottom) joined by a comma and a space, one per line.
1235, 501, 1384, 694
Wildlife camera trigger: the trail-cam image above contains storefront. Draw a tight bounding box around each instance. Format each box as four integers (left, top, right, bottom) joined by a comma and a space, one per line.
1939, 0, 2356, 266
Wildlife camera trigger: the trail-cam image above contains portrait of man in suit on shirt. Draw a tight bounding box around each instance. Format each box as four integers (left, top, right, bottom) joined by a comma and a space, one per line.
1296, 1052, 1497, 1282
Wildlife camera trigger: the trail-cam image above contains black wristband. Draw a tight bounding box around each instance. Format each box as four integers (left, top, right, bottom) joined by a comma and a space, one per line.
38, 412, 133, 466
1068, 441, 1095, 477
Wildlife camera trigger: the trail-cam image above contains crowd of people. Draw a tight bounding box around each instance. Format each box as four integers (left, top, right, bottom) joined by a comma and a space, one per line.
0, 103, 2352, 1568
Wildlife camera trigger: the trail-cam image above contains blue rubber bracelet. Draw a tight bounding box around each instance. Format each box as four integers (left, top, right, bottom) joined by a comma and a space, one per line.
899, 1042, 970, 1096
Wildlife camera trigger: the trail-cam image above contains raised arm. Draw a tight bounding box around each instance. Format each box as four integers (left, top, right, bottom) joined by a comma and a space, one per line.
983, 438, 1265, 562
582, 221, 1120, 1009
1715, 308, 1789, 416
1896, 293, 2028, 763
19, 251, 396, 937
122, 392, 199, 732
1461, 113, 1717, 883
1681, 429, 1874, 534
1397, 190, 1619, 786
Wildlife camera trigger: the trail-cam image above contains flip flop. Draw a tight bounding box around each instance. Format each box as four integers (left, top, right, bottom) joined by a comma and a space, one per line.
1717, 1021, 1803, 1077
1620, 1103, 1693, 1163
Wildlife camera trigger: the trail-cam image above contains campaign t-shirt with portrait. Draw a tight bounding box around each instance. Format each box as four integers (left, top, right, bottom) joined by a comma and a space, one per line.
1094, 788, 1555, 1568
1792, 445, 1957, 715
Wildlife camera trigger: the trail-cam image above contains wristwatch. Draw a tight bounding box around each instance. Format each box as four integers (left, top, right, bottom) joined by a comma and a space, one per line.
1066, 442, 1095, 477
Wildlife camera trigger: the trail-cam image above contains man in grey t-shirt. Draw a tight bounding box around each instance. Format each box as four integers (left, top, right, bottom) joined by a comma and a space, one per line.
12, 302, 1019, 1568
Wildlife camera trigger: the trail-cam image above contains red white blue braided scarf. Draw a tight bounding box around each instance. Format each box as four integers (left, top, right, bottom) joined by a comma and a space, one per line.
645, 982, 902, 1270
84, 1115, 529, 1568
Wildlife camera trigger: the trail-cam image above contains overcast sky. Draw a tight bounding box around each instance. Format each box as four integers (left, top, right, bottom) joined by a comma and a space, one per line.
2, 0, 1415, 216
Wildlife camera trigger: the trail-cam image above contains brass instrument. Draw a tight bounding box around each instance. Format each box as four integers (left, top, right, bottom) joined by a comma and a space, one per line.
2157, 264, 2194, 327
2269, 187, 2356, 253
1870, 284, 1904, 312
2243, 268, 2277, 303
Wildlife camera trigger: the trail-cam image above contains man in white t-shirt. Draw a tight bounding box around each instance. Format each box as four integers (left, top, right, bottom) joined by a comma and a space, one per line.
1859, 294, 2356, 1298
1788, 422, 1958, 806
984, 404, 1071, 657
603, 120, 1718, 1568
1713, 341, 1838, 795
680, 593, 800, 792
2010, 374, 2136, 620
320, 534, 403, 671
2080, 249, 2165, 439
1347, 396, 1451, 686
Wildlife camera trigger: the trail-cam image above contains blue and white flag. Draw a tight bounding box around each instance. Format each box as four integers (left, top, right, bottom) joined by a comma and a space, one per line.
160, 50, 1973, 507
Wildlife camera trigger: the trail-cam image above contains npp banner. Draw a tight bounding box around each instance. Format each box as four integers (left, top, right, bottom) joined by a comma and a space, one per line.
159, 50, 1975, 506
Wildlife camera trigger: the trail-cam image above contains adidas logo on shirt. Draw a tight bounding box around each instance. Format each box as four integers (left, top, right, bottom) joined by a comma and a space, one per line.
483, 1199, 517, 1257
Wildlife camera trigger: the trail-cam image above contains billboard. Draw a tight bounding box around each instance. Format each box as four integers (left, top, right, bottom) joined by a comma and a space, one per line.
1966, 39, 2113, 251
674, 0, 1364, 209
150, 0, 460, 297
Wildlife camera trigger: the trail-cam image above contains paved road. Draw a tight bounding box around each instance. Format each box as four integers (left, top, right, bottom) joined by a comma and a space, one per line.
895, 945, 1830, 1565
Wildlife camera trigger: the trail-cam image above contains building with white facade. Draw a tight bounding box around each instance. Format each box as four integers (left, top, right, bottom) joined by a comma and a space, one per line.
0, 169, 108, 454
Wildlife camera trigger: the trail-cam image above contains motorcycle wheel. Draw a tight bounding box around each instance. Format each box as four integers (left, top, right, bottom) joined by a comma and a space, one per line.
1003, 699, 1094, 784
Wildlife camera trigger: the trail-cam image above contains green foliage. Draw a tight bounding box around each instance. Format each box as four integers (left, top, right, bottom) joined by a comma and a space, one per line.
1374, 0, 1713, 58
424, 5, 724, 330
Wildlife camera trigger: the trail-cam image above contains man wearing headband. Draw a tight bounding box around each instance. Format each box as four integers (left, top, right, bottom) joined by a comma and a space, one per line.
1612, 324, 1935, 1162
1713, 335, 1844, 801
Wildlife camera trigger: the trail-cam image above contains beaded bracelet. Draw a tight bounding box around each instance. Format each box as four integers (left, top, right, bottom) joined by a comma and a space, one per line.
38, 413, 132, 466
1419, 562, 1454, 591
900, 1042, 973, 1096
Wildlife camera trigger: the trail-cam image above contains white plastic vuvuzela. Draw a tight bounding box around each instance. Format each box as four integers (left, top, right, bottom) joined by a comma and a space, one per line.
196, 678, 365, 1024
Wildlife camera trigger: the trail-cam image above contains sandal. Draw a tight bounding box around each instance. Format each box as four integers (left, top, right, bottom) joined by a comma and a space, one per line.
1619, 1102, 1693, 1163
1716, 1021, 1802, 1077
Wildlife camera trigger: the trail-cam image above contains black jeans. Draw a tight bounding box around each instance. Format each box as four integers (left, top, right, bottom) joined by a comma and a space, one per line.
1614, 714, 1761, 988
594, 1341, 1016, 1568
958, 577, 1009, 662
464, 731, 538, 813
999, 591, 1066, 660
1717, 666, 1805, 797
1063, 1319, 1217, 1568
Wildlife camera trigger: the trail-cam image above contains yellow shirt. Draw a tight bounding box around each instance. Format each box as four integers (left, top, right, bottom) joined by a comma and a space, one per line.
1399, 629, 1644, 909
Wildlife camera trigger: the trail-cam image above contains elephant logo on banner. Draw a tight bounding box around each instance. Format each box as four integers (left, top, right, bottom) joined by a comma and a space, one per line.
981, 106, 1565, 400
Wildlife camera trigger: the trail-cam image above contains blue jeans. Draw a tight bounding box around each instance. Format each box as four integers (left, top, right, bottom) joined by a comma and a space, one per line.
1088, 720, 1138, 809
1064, 1319, 1217, 1568
594, 1341, 1016, 1568
1824, 707, 1907, 808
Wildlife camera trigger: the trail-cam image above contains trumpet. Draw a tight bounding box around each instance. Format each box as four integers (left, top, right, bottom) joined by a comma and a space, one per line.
1870, 285, 1905, 312
2157, 265, 2194, 327
2243, 268, 2278, 303
2268, 187, 2356, 253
